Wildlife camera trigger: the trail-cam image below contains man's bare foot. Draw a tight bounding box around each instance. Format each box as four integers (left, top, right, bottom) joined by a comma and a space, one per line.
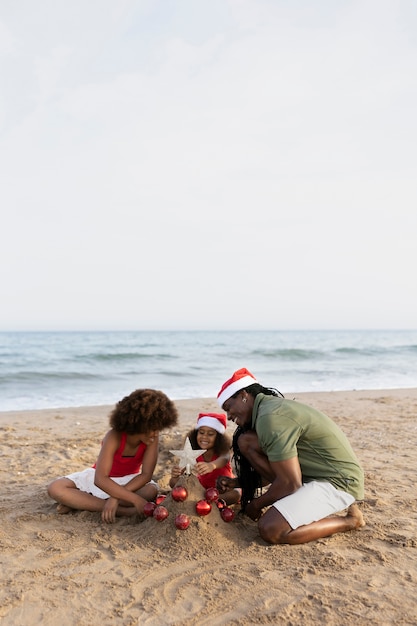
56, 503, 73, 514
348, 503, 365, 529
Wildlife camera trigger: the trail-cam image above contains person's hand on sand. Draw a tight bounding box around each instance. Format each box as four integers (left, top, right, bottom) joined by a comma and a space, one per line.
216, 476, 239, 493
102, 496, 119, 523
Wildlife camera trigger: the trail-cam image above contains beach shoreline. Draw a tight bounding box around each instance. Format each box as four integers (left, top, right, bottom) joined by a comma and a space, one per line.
1, 388, 417, 625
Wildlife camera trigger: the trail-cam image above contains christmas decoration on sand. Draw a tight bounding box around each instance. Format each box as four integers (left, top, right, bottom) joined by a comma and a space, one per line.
169, 437, 205, 475
145, 474, 236, 530
142, 436, 237, 530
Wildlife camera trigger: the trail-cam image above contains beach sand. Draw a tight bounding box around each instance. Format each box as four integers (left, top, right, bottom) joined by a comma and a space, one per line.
1, 389, 416, 625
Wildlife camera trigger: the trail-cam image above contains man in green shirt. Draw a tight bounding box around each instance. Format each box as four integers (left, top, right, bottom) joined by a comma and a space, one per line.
217, 368, 365, 545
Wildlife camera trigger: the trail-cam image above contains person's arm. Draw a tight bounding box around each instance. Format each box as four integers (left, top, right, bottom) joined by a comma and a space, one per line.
121, 435, 159, 494
196, 453, 229, 476
245, 456, 302, 521
169, 464, 184, 487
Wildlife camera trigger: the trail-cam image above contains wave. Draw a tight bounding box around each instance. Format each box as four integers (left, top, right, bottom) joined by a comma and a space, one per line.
335, 344, 417, 356
0, 371, 104, 384
72, 351, 178, 363
334, 347, 386, 356
252, 345, 417, 360
251, 348, 323, 360
79, 352, 167, 361
402, 344, 417, 353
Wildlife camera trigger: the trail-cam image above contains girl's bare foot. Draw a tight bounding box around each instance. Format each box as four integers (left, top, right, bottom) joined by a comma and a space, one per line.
117, 505, 137, 517
56, 503, 73, 514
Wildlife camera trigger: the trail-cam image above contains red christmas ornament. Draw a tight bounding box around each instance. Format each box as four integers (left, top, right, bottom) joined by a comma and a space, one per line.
174, 513, 190, 530
205, 487, 219, 502
153, 505, 169, 521
195, 499, 212, 516
216, 498, 227, 510
171, 486, 188, 502
220, 507, 235, 522
143, 501, 157, 517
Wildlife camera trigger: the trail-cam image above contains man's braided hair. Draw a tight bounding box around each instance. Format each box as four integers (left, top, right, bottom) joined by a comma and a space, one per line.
231, 383, 284, 512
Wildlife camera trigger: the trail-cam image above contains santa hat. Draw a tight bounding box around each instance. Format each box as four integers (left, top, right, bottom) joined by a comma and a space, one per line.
217, 367, 258, 408
196, 413, 227, 435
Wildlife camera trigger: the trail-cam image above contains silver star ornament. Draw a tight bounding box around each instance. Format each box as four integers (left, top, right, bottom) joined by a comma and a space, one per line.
169, 437, 206, 475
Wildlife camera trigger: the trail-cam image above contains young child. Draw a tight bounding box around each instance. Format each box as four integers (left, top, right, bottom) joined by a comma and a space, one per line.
47, 388, 178, 523
169, 412, 241, 505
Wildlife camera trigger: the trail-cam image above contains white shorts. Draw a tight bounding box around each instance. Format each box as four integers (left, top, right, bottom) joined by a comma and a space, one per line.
65, 467, 158, 499
273, 481, 355, 529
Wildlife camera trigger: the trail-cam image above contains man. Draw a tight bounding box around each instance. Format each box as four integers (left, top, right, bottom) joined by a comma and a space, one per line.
216, 368, 365, 545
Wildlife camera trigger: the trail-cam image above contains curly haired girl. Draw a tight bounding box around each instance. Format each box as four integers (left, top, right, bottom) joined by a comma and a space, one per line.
47, 389, 178, 522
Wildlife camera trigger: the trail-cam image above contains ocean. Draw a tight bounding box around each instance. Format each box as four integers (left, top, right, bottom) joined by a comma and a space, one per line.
0, 329, 416, 412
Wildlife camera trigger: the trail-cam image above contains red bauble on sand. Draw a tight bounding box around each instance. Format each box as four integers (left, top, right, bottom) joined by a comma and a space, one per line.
195, 499, 212, 516
220, 507, 235, 522
155, 494, 167, 505
174, 513, 190, 530
143, 501, 157, 517
216, 498, 227, 510
171, 486, 188, 502
153, 505, 169, 521
205, 487, 219, 502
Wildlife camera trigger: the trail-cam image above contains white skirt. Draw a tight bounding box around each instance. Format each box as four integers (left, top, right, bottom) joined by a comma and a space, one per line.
65, 467, 158, 499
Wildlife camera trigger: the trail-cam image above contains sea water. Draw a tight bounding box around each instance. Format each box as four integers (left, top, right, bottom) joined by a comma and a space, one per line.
0, 329, 416, 411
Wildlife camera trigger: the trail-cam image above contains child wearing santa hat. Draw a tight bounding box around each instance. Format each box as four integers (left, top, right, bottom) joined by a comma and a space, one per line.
169, 412, 241, 505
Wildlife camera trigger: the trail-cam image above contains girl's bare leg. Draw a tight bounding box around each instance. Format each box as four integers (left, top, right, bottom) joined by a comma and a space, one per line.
48, 477, 158, 516
48, 477, 110, 513
136, 482, 158, 502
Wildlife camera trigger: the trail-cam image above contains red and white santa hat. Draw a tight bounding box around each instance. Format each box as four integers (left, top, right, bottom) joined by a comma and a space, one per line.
196, 412, 227, 434
217, 367, 258, 408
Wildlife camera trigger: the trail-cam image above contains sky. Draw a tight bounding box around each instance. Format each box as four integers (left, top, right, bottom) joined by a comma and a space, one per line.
1, 0, 416, 331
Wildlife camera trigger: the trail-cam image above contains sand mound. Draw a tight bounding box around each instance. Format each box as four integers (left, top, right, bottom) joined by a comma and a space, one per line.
138, 474, 254, 555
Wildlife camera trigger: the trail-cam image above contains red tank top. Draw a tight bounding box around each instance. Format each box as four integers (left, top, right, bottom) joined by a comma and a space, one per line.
93, 432, 147, 477
196, 452, 235, 490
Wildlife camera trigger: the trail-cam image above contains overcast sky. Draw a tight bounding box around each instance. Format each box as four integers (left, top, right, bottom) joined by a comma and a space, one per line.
1, 0, 416, 331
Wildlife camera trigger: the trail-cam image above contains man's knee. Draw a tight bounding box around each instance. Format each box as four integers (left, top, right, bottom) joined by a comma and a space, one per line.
258, 509, 290, 545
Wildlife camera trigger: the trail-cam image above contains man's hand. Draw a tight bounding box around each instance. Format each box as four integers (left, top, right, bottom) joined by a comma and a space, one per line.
245, 498, 263, 521
216, 476, 239, 493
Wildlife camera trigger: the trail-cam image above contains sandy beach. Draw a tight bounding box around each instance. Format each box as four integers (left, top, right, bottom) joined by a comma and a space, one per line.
1, 388, 416, 625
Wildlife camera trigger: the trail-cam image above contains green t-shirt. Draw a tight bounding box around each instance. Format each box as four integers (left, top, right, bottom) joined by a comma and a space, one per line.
252, 394, 364, 500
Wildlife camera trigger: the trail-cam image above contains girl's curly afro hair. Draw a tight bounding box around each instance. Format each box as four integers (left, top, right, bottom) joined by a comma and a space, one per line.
109, 389, 178, 434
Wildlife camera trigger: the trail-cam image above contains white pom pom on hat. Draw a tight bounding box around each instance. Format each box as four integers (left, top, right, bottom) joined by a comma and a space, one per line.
217, 367, 258, 408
